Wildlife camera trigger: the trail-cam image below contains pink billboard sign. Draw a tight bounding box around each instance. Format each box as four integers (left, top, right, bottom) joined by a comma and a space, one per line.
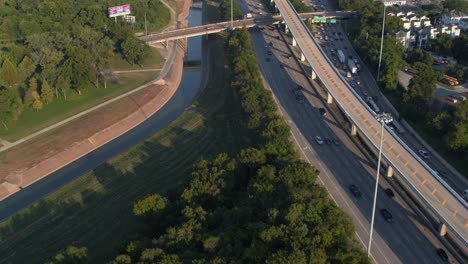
108, 4, 131, 18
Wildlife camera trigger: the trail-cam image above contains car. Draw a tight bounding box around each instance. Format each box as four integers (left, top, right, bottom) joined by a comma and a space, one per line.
325, 138, 332, 145
315, 136, 324, 145
356, 80, 361, 85
418, 149, 430, 159
276, 36, 280, 40
279, 64, 284, 69
335, 62, 340, 67
319, 108, 326, 116
268, 42, 273, 46
385, 188, 395, 198
351, 82, 356, 87
296, 95, 305, 104
332, 139, 340, 145
348, 55, 353, 59
267, 51, 273, 55
349, 185, 362, 198
380, 209, 393, 223
354, 58, 358, 64
342, 64, 347, 70
436, 248, 449, 262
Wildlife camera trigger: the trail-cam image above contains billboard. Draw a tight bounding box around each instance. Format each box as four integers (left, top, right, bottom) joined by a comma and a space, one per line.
108, 4, 131, 18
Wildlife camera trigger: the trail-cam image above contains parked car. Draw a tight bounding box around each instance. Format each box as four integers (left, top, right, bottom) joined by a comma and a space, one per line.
315, 136, 324, 145
380, 209, 393, 223
325, 138, 331, 145
349, 185, 362, 198
332, 139, 340, 145
436, 248, 448, 262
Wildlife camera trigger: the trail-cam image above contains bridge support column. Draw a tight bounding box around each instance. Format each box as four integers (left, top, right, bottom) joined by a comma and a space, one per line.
292, 37, 297, 47
327, 92, 333, 105
285, 24, 289, 34
439, 223, 447, 237
386, 166, 394, 178
351, 123, 357, 136
311, 69, 316, 80
301, 52, 305, 62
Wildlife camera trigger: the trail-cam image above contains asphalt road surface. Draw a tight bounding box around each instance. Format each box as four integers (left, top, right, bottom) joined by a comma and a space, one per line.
239, 0, 462, 263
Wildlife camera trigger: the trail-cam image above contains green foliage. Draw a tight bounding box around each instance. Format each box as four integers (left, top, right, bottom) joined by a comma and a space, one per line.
406, 49, 433, 66
446, 121, 468, 151
380, 36, 405, 90
121, 37, 150, 65
133, 194, 168, 219
0, 89, 23, 129
0, 57, 18, 87
219, 0, 242, 21
46, 246, 88, 264
404, 62, 437, 103
40, 78, 54, 104
443, 0, 468, 12
290, 0, 311, 12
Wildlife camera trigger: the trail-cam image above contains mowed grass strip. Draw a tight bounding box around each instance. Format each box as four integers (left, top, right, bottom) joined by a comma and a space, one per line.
0, 48, 164, 142
0, 38, 252, 264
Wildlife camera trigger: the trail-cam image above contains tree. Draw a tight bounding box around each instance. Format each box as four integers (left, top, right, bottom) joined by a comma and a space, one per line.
404, 62, 437, 103
17, 56, 36, 84
40, 78, 54, 104
0, 89, 22, 129
55, 75, 71, 100
47, 246, 88, 264
24, 77, 38, 106
32, 98, 43, 111
446, 121, 468, 151
0, 57, 18, 87
121, 37, 150, 66
443, 0, 468, 12
62, 46, 93, 94
110, 255, 132, 264
133, 194, 168, 219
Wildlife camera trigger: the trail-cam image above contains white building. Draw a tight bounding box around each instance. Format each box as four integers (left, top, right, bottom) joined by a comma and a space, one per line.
442, 11, 468, 25
458, 18, 468, 31
384, 0, 407, 6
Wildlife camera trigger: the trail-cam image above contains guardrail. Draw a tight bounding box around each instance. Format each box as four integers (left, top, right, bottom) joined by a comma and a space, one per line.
281, 0, 467, 245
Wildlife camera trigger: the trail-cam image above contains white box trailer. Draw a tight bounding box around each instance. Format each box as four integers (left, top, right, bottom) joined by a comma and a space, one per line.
348, 60, 358, 74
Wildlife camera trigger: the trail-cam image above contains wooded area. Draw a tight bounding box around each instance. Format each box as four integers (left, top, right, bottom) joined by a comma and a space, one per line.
0, 0, 169, 129
102, 29, 367, 264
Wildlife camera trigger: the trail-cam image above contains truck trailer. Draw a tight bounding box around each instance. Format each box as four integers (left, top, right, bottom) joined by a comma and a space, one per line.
348, 60, 358, 74
337, 50, 345, 64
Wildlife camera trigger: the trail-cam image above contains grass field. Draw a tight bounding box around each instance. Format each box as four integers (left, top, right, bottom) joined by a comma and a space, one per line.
0, 37, 252, 263
0, 48, 164, 142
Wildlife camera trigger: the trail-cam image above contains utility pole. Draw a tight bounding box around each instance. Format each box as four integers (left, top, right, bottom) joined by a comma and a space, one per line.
367, 112, 392, 257
231, 0, 233, 29
377, 4, 387, 81
144, 12, 148, 36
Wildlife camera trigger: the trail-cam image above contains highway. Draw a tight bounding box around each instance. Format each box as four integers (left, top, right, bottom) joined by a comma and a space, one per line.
271, 0, 467, 249
140, 11, 353, 43
246, 18, 455, 264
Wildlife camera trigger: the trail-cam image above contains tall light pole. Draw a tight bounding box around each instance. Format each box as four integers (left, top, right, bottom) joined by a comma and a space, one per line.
367, 112, 392, 257
231, 0, 233, 29
377, 3, 387, 81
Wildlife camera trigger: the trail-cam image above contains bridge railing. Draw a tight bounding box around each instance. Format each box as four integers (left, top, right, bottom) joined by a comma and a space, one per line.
281, 0, 467, 244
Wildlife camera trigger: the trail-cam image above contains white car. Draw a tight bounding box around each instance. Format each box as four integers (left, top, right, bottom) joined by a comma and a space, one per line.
418, 149, 430, 159
315, 136, 324, 145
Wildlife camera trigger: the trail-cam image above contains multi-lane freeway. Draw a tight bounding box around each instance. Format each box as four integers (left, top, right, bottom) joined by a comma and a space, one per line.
271, 0, 467, 249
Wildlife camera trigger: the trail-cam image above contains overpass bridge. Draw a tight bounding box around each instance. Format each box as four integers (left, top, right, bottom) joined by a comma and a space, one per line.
140, 11, 353, 44
272, 0, 467, 250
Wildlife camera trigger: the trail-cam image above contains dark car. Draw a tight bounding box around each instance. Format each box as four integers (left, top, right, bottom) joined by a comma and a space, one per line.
385, 188, 395, 198
319, 108, 326, 116
348, 55, 353, 59
332, 139, 340, 145
349, 185, 362, 198
436, 248, 448, 262
380, 209, 393, 223
279, 64, 284, 69
325, 138, 331, 145
276, 36, 280, 40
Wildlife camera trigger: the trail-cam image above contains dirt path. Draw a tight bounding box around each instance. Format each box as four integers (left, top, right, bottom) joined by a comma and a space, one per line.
0, 0, 193, 202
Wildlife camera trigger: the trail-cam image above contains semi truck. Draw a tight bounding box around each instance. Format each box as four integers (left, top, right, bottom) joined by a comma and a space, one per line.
348, 60, 358, 74
337, 50, 345, 64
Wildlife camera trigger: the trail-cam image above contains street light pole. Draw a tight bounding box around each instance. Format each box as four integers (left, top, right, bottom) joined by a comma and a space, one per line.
367, 112, 392, 257
377, 4, 387, 81
231, 0, 233, 29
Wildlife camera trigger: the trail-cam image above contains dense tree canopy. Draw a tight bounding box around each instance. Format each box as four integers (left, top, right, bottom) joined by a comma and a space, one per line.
0, 0, 168, 128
